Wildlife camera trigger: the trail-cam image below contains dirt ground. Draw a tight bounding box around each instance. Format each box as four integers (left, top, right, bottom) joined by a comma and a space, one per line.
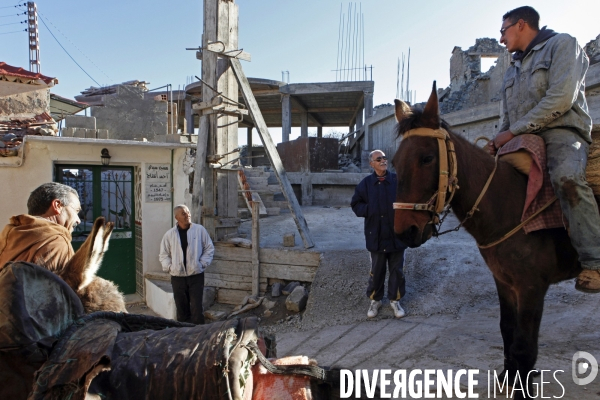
238, 206, 600, 398
131, 206, 600, 397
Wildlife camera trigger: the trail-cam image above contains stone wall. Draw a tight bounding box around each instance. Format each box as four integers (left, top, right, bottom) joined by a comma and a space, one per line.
0, 88, 50, 120
90, 85, 168, 141
585, 34, 600, 65
440, 38, 510, 114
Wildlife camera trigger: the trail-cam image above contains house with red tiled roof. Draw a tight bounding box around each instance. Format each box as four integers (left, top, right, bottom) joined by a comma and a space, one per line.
0, 63, 195, 314
0, 62, 58, 93
0, 62, 61, 152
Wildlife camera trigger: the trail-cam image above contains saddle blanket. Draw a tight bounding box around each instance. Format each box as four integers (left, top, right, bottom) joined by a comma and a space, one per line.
497, 134, 564, 233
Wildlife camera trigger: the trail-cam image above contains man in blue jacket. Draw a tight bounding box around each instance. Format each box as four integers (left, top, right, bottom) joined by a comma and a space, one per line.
351, 150, 408, 318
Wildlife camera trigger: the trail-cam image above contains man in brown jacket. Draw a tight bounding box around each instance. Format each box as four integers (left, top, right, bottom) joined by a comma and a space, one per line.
0, 182, 81, 274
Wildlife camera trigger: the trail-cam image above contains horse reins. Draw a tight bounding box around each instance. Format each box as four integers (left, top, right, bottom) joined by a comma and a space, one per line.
392, 127, 557, 249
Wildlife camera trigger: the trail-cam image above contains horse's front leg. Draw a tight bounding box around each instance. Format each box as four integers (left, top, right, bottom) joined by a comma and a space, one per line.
494, 278, 518, 374
511, 285, 548, 399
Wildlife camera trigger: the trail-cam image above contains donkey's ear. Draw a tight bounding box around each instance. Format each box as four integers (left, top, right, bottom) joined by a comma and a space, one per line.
421, 81, 440, 129
394, 99, 412, 122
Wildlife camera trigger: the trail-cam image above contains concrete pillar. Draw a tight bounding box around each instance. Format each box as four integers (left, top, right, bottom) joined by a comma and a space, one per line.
185, 99, 194, 134
364, 91, 374, 119
356, 106, 364, 131
300, 112, 308, 138
282, 94, 291, 142
317, 126, 322, 138
247, 126, 253, 166
301, 172, 312, 206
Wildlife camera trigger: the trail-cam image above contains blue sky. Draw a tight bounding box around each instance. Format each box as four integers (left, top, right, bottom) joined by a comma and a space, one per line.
3, 0, 599, 141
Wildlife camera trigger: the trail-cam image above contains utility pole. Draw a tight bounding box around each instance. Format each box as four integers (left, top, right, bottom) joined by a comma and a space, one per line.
192, 0, 241, 241
191, 0, 315, 248
27, 2, 40, 73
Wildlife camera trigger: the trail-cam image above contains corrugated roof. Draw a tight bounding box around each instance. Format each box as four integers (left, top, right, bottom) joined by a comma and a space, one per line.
50, 93, 88, 122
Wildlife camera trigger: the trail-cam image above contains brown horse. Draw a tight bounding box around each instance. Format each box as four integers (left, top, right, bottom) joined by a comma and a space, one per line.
392, 83, 582, 397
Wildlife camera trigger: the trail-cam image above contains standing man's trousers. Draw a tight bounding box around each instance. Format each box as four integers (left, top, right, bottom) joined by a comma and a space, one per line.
366, 250, 406, 301
171, 272, 205, 324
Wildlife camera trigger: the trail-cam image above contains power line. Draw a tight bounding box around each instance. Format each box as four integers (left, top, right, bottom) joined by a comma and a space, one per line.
0, 3, 26, 9
0, 11, 26, 17
0, 27, 25, 35
0, 19, 25, 26
37, 14, 101, 86
37, 10, 113, 83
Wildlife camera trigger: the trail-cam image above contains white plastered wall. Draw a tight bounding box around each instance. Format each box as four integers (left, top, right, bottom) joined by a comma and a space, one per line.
0, 137, 192, 295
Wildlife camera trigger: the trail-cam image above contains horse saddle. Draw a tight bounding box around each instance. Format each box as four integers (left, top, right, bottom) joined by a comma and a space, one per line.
497, 134, 564, 233
499, 133, 600, 197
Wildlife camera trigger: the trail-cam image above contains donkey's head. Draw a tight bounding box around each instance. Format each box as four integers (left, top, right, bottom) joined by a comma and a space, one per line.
392, 82, 448, 247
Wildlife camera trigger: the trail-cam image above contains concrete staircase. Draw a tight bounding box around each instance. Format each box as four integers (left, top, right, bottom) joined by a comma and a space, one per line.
238, 167, 289, 218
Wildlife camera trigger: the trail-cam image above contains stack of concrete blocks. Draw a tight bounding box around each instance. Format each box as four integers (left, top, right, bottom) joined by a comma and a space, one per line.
61, 116, 109, 139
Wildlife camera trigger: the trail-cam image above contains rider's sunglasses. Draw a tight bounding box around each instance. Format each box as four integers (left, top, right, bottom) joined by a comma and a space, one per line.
500, 20, 519, 36
372, 156, 388, 162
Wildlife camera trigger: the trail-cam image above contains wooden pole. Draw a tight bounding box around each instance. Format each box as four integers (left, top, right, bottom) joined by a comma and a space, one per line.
191, 1, 218, 228
231, 58, 315, 248
215, 1, 240, 241
251, 201, 260, 296
192, 0, 240, 242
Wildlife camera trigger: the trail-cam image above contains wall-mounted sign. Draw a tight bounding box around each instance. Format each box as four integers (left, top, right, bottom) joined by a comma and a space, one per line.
146, 163, 171, 182
145, 163, 171, 202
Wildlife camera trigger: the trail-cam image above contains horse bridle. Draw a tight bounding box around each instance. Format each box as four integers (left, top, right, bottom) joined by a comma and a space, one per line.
392, 127, 459, 223
392, 127, 558, 247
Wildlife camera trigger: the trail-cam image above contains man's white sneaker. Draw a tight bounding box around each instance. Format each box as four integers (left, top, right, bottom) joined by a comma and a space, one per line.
390, 301, 405, 318
367, 300, 381, 318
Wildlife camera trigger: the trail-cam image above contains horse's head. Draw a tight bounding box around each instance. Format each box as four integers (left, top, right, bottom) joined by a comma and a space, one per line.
392, 81, 450, 247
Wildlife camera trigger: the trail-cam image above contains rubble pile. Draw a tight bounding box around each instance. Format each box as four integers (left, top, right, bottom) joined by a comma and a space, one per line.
79, 80, 149, 97
338, 153, 360, 172
0, 112, 58, 156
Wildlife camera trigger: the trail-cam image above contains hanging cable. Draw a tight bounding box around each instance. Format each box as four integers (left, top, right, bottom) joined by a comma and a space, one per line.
36, 10, 113, 83
0, 19, 25, 26
37, 15, 101, 86
0, 11, 26, 17
0, 27, 25, 35
0, 3, 26, 9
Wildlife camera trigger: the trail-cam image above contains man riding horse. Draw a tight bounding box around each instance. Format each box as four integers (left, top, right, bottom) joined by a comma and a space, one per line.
488, 6, 600, 292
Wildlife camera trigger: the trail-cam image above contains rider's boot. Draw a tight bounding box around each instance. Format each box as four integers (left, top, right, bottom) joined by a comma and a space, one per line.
575, 269, 600, 293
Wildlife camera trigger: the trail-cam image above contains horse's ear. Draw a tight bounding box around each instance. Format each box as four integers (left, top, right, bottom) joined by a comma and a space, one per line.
421, 81, 440, 129
394, 99, 412, 122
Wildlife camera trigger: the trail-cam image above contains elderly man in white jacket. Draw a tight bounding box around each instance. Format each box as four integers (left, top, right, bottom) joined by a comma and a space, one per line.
159, 204, 214, 324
